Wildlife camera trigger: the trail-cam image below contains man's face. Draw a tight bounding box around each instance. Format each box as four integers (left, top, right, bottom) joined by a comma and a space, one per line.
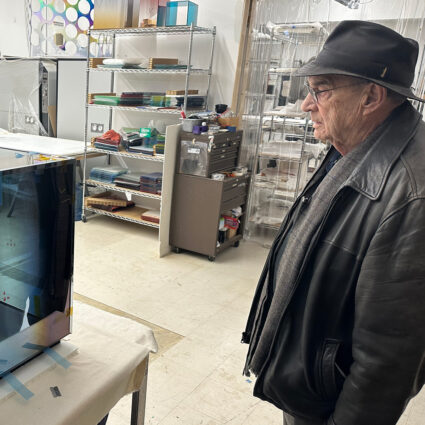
301, 75, 366, 153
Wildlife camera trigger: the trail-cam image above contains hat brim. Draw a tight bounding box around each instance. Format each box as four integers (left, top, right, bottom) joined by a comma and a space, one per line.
295, 61, 425, 103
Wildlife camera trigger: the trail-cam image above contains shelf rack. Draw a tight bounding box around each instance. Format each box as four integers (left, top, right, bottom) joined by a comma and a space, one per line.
86, 180, 162, 201
89, 26, 215, 36
89, 147, 165, 162
88, 104, 205, 115
85, 206, 160, 229
241, 22, 327, 246
82, 25, 215, 256
86, 24, 216, 116
88, 67, 209, 75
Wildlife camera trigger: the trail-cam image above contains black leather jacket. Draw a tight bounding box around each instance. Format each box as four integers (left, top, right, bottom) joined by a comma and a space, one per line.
242, 102, 425, 425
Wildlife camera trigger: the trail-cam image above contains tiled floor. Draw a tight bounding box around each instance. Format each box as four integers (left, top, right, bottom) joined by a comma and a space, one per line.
74, 216, 425, 425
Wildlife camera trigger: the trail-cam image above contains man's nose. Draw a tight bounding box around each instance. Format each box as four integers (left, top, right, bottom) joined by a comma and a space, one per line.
301, 93, 317, 112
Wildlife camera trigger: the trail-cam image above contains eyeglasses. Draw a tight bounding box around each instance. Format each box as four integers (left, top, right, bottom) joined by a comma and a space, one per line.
304, 81, 366, 104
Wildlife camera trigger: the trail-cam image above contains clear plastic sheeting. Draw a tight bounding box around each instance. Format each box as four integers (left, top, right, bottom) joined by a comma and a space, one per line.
241, 4, 327, 247
0, 58, 51, 137
240, 0, 425, 247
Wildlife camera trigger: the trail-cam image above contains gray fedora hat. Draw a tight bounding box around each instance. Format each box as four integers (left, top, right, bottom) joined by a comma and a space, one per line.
295, 20, 424, 102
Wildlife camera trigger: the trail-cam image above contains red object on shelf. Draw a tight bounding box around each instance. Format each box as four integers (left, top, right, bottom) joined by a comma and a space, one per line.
101, 129, 121, 142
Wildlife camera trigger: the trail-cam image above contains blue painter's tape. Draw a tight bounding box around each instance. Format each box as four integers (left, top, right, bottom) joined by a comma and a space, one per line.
23, 342, 45, 351
44, 348, 71, 370
23, 343, 71, 370
3, 373, 34, 400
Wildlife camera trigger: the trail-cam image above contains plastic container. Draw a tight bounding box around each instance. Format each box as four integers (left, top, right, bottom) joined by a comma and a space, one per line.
165, 1, 198, 26
150, 95, 165, 107
181, 118, 202, 132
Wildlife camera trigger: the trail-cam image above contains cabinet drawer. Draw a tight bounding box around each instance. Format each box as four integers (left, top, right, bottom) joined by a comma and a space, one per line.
221, 183, 247, 202
210, 146, 238, 158
210, 151, 238, 163
212, 140, 231, 150
181, 130, 242, 144
212, 138, 241, 151
222, 175, 249, 191
209, 157, 237, 174
221, 193, 246, 212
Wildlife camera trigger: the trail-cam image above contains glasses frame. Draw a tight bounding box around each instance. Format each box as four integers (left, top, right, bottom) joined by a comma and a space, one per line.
304, 81, 367, 104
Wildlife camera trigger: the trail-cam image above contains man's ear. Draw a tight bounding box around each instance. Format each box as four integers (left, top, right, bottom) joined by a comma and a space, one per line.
362, 83, 387, 114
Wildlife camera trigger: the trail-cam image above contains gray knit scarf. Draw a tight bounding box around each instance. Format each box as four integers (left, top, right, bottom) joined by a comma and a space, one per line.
248, 124, 386, 376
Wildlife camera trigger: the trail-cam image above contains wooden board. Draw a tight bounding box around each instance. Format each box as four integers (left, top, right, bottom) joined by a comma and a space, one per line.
166, 89, 199, 95
148, 58, 178, 69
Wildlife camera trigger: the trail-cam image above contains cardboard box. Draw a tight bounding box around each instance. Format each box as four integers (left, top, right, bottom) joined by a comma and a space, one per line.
218, 116, 240, 128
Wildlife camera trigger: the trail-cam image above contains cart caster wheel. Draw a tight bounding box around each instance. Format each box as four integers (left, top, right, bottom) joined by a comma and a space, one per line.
174, 247, 181, 254
82, 216, 87, 223
233, 241, 240, 248
208, 256, 216, 262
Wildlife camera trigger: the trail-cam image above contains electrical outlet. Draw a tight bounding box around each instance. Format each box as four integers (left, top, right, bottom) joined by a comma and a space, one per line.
25, 115, 35, 124
91, 123, 104, 133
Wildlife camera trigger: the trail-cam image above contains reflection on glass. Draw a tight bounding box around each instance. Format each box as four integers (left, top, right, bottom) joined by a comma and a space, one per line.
0, 158, 75, 376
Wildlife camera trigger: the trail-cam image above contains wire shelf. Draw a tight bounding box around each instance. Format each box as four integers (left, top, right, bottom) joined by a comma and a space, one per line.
268, 68, 297, 75
86, 180, 162, 200
88, 103, 205, 115
85, 206, 160, 228
90, 147, 165, 162
89, 26, 215, 36
89, 67, 209, 74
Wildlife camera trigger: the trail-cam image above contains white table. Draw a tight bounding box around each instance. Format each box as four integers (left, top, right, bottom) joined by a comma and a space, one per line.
0, 301, 158, 425
0, 132, 88, 157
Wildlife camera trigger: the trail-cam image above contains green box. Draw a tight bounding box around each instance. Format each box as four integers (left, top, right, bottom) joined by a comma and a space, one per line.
140, 127, 158, 137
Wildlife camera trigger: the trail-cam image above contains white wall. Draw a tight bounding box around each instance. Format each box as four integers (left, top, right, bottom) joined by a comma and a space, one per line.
0, 0, 29, 57
195, 0, 244, 109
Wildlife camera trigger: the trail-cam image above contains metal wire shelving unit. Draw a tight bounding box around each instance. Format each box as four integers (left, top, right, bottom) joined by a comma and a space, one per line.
88, 104, 206, 115
82, 24, 216, 256
241, 23, 327, 247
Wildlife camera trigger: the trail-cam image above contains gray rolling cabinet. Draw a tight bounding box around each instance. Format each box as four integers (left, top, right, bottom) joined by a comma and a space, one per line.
170, 130, 248, 261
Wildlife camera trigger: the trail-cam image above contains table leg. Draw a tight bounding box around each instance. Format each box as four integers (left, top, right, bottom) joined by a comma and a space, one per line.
131, 357, 149, 425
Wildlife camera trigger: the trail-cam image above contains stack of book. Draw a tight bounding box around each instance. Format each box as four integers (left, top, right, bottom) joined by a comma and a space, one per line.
114, 174, 142, 191
127, 146, 155, 155
141, 209, 160, 224
165, 95, 205, 108
89, 166, 128, 184
140, 172, 163, 194
119, 92, 166, 107
93, 137, 121, 151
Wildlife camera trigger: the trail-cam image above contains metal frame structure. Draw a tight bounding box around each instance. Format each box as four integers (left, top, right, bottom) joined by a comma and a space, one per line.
242, 23, 327, 247
81, 24, 216, 235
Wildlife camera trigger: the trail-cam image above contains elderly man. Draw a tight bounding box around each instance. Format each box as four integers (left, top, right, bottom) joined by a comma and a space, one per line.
242, 20, 425, 425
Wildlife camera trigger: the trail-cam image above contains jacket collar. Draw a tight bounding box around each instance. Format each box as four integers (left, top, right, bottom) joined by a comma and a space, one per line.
344, 101, 422, 200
